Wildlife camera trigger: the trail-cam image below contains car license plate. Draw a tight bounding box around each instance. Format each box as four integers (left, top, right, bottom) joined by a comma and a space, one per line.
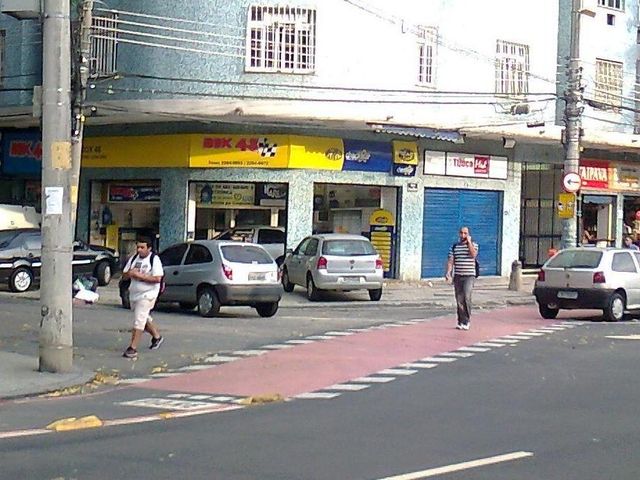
249, 272, 266, 281
342, 276, 362, 283
557, 290, 578, 299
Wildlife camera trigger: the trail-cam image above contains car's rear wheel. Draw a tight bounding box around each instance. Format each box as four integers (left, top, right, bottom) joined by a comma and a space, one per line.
198, 287, 220, 317
368, 288, 383, 301
179, 302, 197, 311
282, 268, 294, 293
256, 302, 279, 317
9, 267, 33, 293
538, 303, 559, 319
306, 275, 320, 301
95, 261, 112, 286
604, 292, 625, 322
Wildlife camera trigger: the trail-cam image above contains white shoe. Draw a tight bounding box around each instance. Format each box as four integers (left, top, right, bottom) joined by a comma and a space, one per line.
456, 324, 463, 330
461, 323, 470, 330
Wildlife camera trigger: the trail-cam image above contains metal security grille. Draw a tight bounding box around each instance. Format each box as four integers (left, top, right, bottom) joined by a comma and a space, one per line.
417, 26, 436, 86
495, 40, 529, 97
0, 31, 5, 88
91, 13, 118, 78
246, 5, 316, 73
595, 58, 623, 109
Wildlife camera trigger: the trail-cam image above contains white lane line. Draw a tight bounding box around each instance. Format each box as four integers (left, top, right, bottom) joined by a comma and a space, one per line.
397, 320, 421, 325
492, 338, 520, 344
457, 346, 490, 352
177, 365, 211, 371
150, 373, 182, 378
286, 339, 314, 344
553, 323, 576, 328
378, 369, 418, 376
306, 335, 334, 340
118, 378, 149, 385
326, 383, 370, 391
211, 396, 237, 402
541, 326, 567, 331
203, 355, 239, 363
325, 331, 354, 336
381, 324, 405, 328
352, 376, 396, 383
375, 451, 534, 480
261, 344, 294, 349
420, 357, 457, 363
188, 395, 213, 400
233, 350, 267, 356
521, 332, 546, 337
502, 335, 533, 340
295, 392, 341, 399
401, 363, 438, 369
527, 329, 552, 334
474, 342, 506, 348
605, 334, 640, 340
0, 429, 52, 440
166, 393, 191, 398
439, 352, 475, 358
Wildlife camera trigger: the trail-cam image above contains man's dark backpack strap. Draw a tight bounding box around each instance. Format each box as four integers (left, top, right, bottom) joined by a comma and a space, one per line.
149, 252, 166, 295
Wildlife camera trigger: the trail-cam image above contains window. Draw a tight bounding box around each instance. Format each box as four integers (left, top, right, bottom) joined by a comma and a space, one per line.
495, 40, 529, 97
612, 252, 636, 272
23, 233, 42, 251
184, 244, 213, 265
0, 30, 5, 88
322, 240, 377, 256
257, 228, 285, 244
417, 26, 437, 86
595, 59, 623, 109
545, 250, 602, 269
246, 5, 316, 73
90, 12, 118, 77
598, 0, 624, 10
304, 238, 319, 256
160, 244, 188, 266
294, 238, 311, 255
220, 245, 273, 264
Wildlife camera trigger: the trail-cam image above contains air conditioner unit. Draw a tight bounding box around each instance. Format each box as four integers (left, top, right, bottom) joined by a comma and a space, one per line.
1, 0, 41, 19
510, 103, 530, 115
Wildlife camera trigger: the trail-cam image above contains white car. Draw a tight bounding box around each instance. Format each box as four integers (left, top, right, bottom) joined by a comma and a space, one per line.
214, 226, 285, 263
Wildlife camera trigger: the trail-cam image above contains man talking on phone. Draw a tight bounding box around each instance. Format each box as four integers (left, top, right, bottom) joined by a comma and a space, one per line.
445, 226, 478, 330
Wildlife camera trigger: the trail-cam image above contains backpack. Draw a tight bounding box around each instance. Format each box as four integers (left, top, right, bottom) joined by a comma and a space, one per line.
451, 243, 480, 278
123, 252, 166, 295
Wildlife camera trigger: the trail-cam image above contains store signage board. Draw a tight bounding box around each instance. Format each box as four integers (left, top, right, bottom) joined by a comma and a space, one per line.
108, 185, 161, 203
562, 172, 581, 193
423, 151, 508, 180
196, 182, 255, 206
342, 140, 392, 173
2, 130, 42, 176
578, 160, 609, 189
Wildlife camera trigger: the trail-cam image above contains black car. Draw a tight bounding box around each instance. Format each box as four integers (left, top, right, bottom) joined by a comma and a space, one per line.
0, 229, 120, 292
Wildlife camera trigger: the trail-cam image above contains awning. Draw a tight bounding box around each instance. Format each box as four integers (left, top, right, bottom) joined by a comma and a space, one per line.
369, 124, 464, 144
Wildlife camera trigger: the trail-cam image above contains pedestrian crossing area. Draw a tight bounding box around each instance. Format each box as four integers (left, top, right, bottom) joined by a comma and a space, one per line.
117, 320, 585, 412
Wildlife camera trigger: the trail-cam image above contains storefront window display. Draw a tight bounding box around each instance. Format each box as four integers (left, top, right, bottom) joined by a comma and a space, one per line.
580, 195, 616, 246
189, 182, 288, 240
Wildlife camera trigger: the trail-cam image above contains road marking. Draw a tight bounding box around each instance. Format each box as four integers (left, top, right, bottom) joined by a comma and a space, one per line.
167, 393, 191, 398
295, 392, 341, 399
326, 383, 370, 391
177, 365, 211, 371
439, 352, 475, 358
527, 329, 551, 334
189, 394, 213, 400
233, 350, 268, 356
261, 344, 294, 349
118, 378, 149, 385
502, 335, 532, 340
540, 326, 567, 331
150, 373, 182, 378
286, 339, 314, 344
401, 363, 438, 369
352, 376, 396, 383
118, 398, 222, 411
375, 450, 534, 479
378, 368, 418, 376
203, 355, 239, 363
492, 338, 520, 344
420, 357, 457, 363
324, 331, 354, 336
605, 334, 640, 340
457, 346, 490, 352
306, 335, 334, 340
474, 342, 506, 348
521, 332, 546, 336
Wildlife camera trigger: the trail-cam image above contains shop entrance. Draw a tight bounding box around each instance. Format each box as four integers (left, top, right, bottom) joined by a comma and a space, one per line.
189, 182, 288, 239
622, 196, 640, 245
89, 181, 161, 255
580, 195, 616, 246
312, 183, 399, 277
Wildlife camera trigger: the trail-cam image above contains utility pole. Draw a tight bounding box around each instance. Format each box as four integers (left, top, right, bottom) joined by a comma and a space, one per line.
561, 0, 583, 249
39, 0, 74, 372
71, 0, 94, 229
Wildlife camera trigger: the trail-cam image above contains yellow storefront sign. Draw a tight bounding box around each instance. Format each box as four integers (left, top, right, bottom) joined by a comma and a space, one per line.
557, 193, 576, 219
82, 135, 190, 168
189, 134, 290, 169
288, 135, 344, 170
392, 140, 419, 165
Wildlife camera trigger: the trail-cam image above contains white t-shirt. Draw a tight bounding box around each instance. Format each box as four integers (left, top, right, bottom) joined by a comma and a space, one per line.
124, 253, 164, 302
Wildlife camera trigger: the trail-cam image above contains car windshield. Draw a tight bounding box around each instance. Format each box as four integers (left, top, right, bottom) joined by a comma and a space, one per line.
0, 230, 21, 249
220, 245, 273, 264
322, 240, 376, 256
546, 250, 603, 269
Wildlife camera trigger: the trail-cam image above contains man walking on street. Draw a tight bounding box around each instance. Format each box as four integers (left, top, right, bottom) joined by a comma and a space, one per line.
445, 226, 478, 330
122, 238, 164, 359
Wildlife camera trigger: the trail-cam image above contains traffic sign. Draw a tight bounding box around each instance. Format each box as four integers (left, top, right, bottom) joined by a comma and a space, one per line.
557, 193, 576, 219
562, 172, 582, 193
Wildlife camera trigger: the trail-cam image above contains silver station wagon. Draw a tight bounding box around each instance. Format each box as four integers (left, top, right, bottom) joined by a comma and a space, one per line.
534, 247, 640, 322
281, 234, 384, 301
121, 240, 282, 318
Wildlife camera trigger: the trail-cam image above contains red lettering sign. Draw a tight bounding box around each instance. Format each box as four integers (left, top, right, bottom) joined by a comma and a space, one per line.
9, 140, 42, 161
579, 160, 609, 189
474, 156, 490, 175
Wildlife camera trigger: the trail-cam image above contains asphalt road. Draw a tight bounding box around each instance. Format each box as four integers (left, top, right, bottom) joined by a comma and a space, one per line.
1, 312, 640, 479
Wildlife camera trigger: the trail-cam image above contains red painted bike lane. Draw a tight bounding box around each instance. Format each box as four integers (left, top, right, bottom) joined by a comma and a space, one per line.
140, 306, 558, 398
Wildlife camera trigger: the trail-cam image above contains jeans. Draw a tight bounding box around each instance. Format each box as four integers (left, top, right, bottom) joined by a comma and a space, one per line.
453, 275, 475, 325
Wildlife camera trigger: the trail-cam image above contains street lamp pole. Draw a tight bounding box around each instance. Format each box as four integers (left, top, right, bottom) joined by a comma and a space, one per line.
561, 0, 584, 249
39, 0, 74, 372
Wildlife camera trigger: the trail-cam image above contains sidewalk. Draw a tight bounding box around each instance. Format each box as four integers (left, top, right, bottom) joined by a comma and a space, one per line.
0, 275, 536, 400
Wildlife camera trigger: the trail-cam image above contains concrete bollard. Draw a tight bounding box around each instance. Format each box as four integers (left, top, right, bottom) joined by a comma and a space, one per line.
509, 259, 522, 291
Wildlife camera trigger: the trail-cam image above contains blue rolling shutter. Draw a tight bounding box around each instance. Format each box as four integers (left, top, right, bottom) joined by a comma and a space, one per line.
422, 188, 502, 278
